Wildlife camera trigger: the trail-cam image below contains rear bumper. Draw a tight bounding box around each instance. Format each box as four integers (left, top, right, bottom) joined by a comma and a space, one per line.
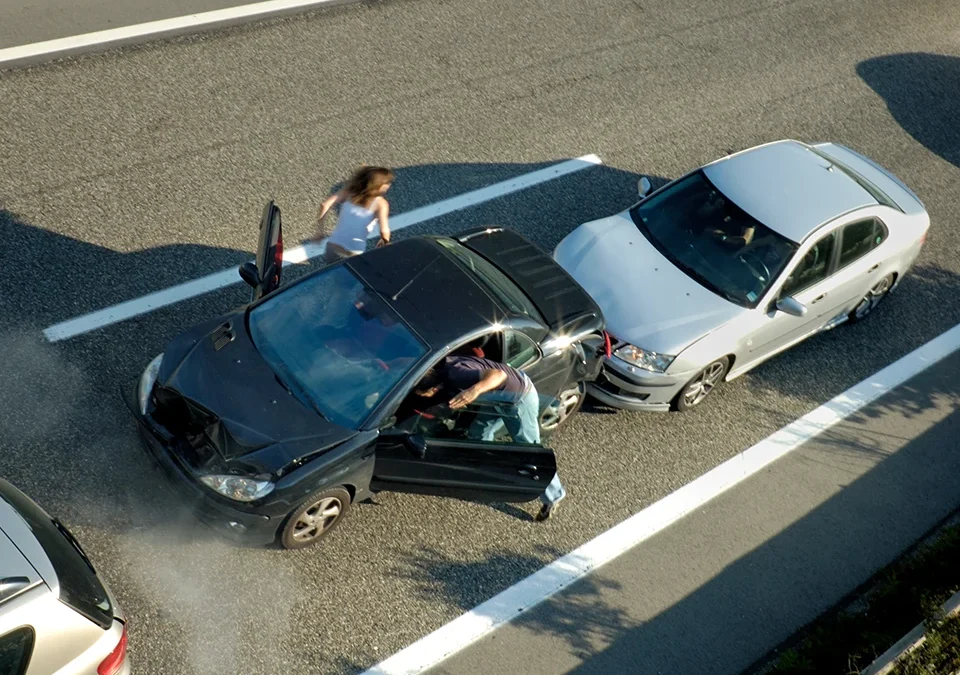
125, 388, 278, 546
586, 357, 691, 412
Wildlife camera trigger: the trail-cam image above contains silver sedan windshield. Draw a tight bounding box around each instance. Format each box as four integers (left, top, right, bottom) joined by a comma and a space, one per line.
629, 171, 798, 307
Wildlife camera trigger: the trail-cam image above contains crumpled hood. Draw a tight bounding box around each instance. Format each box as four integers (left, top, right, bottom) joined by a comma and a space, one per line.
553, 213, 744, 355
155, 311, 356, 471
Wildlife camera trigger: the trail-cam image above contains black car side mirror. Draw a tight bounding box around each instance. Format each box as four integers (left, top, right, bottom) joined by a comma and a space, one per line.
239, 261, 260, 288
404, 434, 427, 459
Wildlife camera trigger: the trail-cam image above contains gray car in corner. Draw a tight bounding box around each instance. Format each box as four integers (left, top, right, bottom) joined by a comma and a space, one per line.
0, 479, 129, 675
553, 139, 929, 411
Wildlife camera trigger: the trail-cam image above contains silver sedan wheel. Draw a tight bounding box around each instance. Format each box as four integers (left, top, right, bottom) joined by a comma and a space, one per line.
291, 497, 343, 544
682, 360, 726, 408
540, 383, 584, 432
853, 275, 893, 321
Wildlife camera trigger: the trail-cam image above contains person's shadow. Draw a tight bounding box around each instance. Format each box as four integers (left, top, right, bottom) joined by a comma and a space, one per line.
857, 53, 960, 169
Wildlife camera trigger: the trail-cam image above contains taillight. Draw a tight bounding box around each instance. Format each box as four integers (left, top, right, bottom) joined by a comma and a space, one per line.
98, 623, 128, 675
603, 331, 613, 359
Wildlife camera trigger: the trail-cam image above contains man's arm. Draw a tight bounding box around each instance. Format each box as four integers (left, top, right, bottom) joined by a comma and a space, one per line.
449, 369, 507, 409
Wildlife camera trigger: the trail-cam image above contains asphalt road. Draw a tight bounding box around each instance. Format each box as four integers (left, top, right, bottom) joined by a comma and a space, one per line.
429, 353, 960, 675
1, 0, 959, 673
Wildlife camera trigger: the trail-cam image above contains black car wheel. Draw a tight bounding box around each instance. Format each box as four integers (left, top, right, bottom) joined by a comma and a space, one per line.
849, 274, 894, 323
280, 486, 352, 550
673, 357, 729, 412
539, 382, 585, 435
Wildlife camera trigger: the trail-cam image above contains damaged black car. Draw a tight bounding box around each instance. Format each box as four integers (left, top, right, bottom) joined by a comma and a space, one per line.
129, 202, 606, 549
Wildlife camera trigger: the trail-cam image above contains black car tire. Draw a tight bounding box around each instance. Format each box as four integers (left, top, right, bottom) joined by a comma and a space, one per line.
539, 382, 586, 437
280, 486, 352, 550
672, 357, 730, 412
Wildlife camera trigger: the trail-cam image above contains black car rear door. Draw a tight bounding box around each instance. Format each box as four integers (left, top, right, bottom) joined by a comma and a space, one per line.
239, 200, 284, 300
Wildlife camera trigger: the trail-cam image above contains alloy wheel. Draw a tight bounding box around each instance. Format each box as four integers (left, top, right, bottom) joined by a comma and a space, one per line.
853, 276, 893, 321
682, 360, 726, 408
540, 384, 584, 432
291, 497, 343, 544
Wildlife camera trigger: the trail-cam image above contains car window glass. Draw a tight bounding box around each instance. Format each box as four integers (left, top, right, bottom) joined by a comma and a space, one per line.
435, 239, 544, 322
628, 171, 798, 308
504, 330, 538, 369
839, 218, 886, 269
249, 266, 428, 429
780, 232, 837, 297
0, 485, 112, 630
0, 627, 34, 675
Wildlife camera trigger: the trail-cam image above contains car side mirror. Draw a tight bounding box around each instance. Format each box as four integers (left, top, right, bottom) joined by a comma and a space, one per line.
239, 261, 260, 288
638, 176, 652, 197
404, 434, 427, 459
775, 296, 807, 317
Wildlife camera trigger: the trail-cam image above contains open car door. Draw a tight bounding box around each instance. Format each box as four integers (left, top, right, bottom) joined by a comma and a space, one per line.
372, 403, 557, 503
239, 200, 284, 301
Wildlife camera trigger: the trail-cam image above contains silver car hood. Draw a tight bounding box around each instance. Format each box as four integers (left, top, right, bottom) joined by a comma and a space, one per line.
554, 212, 744, 355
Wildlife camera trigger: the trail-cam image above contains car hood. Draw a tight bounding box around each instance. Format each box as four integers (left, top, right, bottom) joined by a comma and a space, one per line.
154, 312, 356, 472
553, 212, 744, 355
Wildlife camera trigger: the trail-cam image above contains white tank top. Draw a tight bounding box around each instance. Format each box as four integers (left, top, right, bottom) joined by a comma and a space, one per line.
328, 199, 378, 254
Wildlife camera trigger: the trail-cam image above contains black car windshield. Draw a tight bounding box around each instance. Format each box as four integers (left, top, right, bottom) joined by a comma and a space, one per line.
248, 265, 428, 429
629, 171, 798, 307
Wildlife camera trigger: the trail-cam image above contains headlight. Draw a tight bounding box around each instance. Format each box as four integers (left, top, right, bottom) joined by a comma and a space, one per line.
137, 354, 163, 414
200, 475, 274, 502
614, 344, 676, 373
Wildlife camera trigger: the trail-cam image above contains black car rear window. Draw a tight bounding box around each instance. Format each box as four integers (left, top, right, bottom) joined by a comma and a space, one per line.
0, 481, 113, 630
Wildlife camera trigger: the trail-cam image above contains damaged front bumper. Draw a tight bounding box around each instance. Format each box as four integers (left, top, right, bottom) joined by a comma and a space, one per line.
121, 384, 278, 546
586, 356, 693, 412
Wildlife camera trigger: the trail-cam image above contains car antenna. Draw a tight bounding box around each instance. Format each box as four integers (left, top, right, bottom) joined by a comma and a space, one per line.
391, 254, 442, 301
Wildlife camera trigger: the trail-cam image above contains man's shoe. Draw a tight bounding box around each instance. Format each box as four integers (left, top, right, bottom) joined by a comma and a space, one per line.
535, 503, 557, 522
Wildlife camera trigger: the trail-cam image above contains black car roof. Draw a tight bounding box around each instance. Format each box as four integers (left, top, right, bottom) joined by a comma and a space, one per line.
345, 238, 510, 349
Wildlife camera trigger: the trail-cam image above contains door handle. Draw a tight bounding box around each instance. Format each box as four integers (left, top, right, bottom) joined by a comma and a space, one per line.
518, 464, 540, 478
867, 264, 880, 273
811, 294, 826, 304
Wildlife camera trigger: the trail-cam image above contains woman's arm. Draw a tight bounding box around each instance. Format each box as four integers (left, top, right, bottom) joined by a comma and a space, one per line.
376, 197, 391, 245
308, 190, 345, 241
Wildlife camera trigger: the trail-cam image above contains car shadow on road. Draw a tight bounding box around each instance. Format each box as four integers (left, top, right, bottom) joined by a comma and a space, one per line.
857, 53, 960, 170
0, 158, 657, 541
392, 370, 960, 675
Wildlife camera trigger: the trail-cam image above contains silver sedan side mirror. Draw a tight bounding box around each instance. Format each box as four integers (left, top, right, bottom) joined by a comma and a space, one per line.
775, 296, 807, 317
638, 177, 652, 197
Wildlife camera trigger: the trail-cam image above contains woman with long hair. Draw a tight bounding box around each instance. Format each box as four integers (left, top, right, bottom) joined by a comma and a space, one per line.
309, 165, 395, 265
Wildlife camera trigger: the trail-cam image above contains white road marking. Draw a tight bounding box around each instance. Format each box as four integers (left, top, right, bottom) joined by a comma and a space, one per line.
0, 0, 349, 68
42, 154, 602, 342
361, 320, 960, 675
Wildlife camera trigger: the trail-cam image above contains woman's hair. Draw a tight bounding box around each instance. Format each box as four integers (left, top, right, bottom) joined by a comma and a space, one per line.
345, 165, 395, 206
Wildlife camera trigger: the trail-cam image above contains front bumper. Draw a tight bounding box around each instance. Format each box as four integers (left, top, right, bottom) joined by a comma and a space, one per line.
586, 357, 693, 412
124, 389, 278, 546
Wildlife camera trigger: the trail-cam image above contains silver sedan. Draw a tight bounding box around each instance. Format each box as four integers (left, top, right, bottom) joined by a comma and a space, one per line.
554, 140, 929, 411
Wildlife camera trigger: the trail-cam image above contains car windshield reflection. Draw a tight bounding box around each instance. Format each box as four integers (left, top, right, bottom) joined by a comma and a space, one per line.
629, 170, 798, 307
248, 265, 427, 429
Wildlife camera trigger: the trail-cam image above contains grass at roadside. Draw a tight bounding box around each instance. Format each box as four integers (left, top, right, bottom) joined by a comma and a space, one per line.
763, 521, 960, 675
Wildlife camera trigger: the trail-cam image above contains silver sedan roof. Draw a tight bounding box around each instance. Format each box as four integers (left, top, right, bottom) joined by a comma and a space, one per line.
703, 139, 877, 243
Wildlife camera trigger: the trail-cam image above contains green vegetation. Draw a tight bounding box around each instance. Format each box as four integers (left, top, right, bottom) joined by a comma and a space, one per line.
768, 524, 960, 675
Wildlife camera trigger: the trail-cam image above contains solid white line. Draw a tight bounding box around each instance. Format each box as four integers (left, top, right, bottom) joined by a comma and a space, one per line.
0, 0, 345, 67
42, 154, 602, 342
361, 320, 960, 675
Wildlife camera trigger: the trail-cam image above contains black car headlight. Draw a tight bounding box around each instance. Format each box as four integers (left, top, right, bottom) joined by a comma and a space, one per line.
138, 354, 163, 415
199, 475, 275, 502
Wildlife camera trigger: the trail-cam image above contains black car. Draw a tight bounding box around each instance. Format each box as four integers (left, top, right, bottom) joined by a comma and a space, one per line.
128, 202, 606, 549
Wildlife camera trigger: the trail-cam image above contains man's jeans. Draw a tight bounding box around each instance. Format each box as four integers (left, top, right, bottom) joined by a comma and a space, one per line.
468, 380, 566, 507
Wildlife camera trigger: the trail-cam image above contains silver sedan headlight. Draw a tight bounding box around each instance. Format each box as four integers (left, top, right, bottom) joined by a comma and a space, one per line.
614, 344, 676, 373
200, 475, 275, 502
137, 354, 163, 414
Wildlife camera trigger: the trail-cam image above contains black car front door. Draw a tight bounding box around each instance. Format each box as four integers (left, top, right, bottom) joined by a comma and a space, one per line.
239, 200, 284, 301
371, 402, 556, 503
